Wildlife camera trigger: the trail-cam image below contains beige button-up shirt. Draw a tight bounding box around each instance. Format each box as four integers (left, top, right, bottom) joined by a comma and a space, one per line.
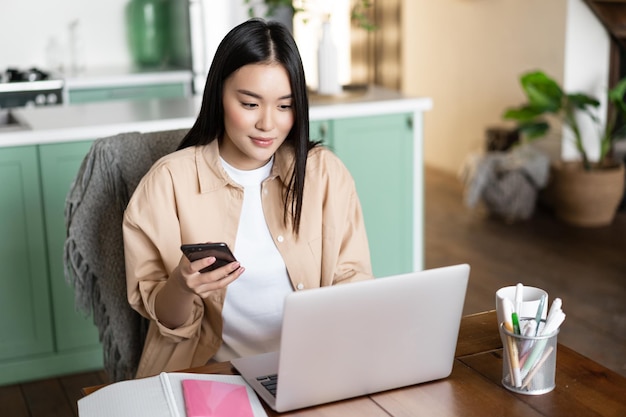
123, 140, 372, 378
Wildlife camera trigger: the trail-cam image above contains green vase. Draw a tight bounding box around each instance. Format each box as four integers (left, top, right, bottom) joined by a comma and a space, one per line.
126, 0, 170, 67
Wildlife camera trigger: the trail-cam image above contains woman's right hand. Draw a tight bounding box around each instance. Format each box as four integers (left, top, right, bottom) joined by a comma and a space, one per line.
174, 254, 245, 298
155, 255, 245, 329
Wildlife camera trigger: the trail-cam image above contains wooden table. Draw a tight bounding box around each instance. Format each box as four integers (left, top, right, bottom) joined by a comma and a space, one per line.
83, 311, 626, 416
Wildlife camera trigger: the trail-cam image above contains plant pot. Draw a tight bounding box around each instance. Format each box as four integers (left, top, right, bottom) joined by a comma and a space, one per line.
546, 161, 625, 227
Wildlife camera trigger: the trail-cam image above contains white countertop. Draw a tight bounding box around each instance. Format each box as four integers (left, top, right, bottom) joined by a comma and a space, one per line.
0, 85, 432, 148
62, 67, 193, 89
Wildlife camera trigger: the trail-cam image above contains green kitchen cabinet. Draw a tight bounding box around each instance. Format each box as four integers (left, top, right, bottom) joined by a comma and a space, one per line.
68, 82, 190, 104
39, 141, 100, 351
311, 113, 414, 278
0, 146, 54, 363
0, 141, 102, 386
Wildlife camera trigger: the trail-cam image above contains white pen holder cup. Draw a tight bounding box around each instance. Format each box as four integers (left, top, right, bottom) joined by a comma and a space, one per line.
499, 319, 558, 395
495, 286, 548, 327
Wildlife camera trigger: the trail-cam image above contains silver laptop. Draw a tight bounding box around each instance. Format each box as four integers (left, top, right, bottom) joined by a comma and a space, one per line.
231, 264, 470, 412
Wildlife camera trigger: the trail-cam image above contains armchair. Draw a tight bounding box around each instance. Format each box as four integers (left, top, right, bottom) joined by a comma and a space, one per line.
63, 128, 187, 381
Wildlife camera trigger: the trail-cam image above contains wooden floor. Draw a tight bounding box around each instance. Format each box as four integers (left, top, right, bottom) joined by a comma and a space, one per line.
424, 165, 626, 380
2, 165, 625, 416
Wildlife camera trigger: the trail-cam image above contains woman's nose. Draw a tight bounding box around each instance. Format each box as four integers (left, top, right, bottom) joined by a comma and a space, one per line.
255, 108, 274, 131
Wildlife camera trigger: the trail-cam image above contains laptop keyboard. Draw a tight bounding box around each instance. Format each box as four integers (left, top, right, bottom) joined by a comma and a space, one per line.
256, 374, 278, 397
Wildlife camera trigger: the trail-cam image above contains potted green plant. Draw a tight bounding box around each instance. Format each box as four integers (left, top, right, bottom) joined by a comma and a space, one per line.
503, 70, 626, 227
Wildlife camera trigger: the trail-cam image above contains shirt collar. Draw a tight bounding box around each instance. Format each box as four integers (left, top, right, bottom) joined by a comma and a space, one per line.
195, 140, 296, 193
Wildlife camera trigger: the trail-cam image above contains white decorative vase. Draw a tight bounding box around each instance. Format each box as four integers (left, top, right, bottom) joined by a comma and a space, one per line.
317, 19, 341, 95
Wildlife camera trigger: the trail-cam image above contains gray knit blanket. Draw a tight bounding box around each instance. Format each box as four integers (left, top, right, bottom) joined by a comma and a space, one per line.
64, 129, 187, 382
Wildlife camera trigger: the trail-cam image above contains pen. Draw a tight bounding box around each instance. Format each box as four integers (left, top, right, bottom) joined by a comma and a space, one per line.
500, 299, 515, 383
534, 294, 547, 336
521, 345, 554, 390
506, 327, 522, 387
520, 320, 537, 357
541, 310, 566, 337
521, 311, 566, 375
503, 300, 522, 387
515, 283, 524, 315
521, 338, 547, 376
512, 312, 521, 335
545, 298, 562, 326
503, 321, 522, 387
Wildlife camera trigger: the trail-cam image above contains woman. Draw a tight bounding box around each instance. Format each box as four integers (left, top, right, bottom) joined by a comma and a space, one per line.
123, 18, 372, 378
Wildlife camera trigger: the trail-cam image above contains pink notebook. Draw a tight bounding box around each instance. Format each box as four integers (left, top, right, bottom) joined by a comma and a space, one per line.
182, 379, 256, 417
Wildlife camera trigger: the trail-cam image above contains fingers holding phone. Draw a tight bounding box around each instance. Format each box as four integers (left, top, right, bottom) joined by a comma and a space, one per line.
181, 243, 237, 272
179, 243, 244, 297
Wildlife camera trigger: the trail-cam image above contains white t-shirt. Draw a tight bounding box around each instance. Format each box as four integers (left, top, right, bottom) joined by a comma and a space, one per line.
213, 157, 293, 362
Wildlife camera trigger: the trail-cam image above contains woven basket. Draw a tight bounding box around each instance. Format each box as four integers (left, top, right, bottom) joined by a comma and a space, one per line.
546, 162, 625, 227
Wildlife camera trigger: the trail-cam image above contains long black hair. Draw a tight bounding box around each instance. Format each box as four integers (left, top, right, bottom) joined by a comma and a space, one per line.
178, 18, 316, 235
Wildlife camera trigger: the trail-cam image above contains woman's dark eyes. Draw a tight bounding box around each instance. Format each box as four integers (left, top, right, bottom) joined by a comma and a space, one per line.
241, 102, 292, 110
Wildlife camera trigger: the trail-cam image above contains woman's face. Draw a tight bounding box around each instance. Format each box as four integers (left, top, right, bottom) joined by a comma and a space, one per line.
220, 63, 294, 170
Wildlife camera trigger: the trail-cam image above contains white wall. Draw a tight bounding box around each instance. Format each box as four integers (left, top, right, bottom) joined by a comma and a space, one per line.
401, 0, 609, 175
563, 0, 610, 162
0, 0, 131, 72
2, 0, 609, 170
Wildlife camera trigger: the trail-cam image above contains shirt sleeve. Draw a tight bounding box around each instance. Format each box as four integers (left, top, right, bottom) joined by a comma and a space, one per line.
317, 147, 374, 285
123, 163, 205, 341
333, 178, 373, 284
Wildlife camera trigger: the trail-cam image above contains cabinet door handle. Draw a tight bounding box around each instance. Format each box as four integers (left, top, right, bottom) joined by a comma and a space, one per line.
406, 115, 413, 129
319, 123, 328, 141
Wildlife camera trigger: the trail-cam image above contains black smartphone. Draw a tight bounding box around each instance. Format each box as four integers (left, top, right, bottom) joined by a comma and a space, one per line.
180, 243, 237, 273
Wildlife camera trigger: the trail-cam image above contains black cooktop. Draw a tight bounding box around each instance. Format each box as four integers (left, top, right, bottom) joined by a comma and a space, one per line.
0, 67, 64, 103
1, 67, 55, 83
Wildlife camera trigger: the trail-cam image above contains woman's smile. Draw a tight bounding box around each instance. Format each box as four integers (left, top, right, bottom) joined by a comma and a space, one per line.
250, 136, 275, 147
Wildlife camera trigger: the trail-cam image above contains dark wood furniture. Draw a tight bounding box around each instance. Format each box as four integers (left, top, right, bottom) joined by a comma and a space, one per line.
82, 310, 626, 416
583, 1, 626, 87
